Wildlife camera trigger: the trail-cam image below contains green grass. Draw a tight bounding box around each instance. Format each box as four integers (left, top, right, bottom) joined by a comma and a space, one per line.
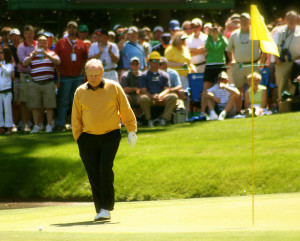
1, 193, 300, 240
0, 112, 300, 201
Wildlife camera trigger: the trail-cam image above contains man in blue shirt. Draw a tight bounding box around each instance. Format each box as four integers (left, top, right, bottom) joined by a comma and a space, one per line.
139, 51, 177, 127
159, 57, 185, 109
121, 26, 147, 71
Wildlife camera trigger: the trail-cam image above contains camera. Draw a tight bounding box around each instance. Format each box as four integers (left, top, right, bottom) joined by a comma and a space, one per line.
279, 48, 292, 62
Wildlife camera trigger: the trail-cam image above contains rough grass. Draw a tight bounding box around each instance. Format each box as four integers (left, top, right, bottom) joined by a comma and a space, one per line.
0, 112, 299, 201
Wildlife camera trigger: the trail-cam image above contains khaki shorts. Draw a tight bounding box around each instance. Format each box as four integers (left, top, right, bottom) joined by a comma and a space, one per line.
19, 73, 32, 103
28, 81, 56, 109
232, 63, 259, 89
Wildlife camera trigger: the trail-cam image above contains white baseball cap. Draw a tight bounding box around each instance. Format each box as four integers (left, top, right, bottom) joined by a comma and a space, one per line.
10, 28, 21, 36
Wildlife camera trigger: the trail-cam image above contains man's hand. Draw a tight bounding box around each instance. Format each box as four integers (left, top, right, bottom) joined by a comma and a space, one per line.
128, 132, 137, 148
219, 82, 227, 89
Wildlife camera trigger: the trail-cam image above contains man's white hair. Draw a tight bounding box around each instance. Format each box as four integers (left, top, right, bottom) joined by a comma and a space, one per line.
85, 58, 104, 73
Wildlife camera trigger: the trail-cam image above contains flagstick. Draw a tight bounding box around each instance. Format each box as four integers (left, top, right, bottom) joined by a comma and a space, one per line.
251, 38, 255, 227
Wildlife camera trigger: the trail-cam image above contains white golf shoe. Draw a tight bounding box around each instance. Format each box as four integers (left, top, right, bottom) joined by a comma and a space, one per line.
30, 125, 41, 134
209, 111, 218, 120
94, 209, 111, 221
218, 110, 227, 120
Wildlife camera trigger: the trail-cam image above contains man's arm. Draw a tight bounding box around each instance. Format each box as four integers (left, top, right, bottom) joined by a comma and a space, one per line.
23, 50, 37, 67
71, 90, 83, 141
44, 51, 60, 66
140, 87, 153, 99
206, 91, 221, 103
109, 43, 119, 64
220, 83, 240, 95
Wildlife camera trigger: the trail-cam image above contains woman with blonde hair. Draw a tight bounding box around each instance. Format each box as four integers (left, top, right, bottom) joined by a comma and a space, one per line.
244, 72, 268, 116
164, 31, 196, 90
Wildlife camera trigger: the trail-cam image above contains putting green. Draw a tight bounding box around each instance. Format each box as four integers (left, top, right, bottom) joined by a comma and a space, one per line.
0, 193, 300, 240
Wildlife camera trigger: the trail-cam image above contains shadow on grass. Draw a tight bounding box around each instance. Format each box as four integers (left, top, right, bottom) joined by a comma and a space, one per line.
51, 220, 120, 227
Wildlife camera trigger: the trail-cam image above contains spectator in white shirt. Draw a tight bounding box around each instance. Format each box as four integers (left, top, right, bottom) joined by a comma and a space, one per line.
186, 18, 208, 73
89, 29, 120, 82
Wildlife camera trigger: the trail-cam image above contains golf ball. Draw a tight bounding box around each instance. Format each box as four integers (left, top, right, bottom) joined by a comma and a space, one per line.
39, 226, 43, 231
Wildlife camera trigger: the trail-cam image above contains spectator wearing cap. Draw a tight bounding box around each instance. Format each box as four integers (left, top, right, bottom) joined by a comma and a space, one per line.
9, 28, 21, 131
138, 29, 150, 61
139, 51, 177, 127
186, 18, 208, 74
169, 20, 181, 38
165, 31, 195, 90
17, 25, 37, 132
226, 13, 262, 112
182, 20, 193, 36
152, 33, 171, 57
201, 71, 240, 120
159, 57, 185, 109
54, 21, 88, 131
23, 34, 60, 133
89, 29, 119, 82
273, 11, 300, 102
44, 32, 55, 50
121, 26, 147, 73
108, 31, 116, 43
1, 27, 12, 47
152, 26, 164, 48
203, 23, 212, 35
142, 27, 152, 42
120, 57, 142, 115
202, 25, 228, 97
78, 24, 91, 51
224, 14, 240, 39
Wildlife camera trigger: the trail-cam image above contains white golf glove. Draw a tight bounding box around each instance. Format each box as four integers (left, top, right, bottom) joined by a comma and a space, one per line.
128, 132, 137, 148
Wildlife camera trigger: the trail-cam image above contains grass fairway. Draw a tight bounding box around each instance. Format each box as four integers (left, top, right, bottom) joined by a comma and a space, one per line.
0, 112, 300, 201
0, 193, 300, 241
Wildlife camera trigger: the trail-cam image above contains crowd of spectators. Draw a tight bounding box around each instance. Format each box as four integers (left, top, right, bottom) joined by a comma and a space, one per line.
0, 9, 300, 134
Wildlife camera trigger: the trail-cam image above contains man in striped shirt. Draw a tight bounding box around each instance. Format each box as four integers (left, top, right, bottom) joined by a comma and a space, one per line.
23, 34, 60, 133
201, 71, 240, 120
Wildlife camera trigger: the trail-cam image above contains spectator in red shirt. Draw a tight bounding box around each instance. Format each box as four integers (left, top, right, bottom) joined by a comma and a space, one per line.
54, 21, 88, 130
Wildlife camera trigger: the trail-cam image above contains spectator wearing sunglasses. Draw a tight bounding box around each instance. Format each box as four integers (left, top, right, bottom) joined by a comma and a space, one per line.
139, 51, 177, 127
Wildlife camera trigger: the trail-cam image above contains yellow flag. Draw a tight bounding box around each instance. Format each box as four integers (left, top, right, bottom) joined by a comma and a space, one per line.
250, 5, 280, 56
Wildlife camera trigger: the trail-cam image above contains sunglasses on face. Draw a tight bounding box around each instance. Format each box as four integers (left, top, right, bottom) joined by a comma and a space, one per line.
130, 62, 139, 66
192, 25, 200, 29
183, 27, 192, 30
150, 60, 160, 63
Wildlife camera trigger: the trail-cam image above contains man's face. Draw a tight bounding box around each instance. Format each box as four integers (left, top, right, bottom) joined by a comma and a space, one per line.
77, 31, 88, 40
24, 30, 34, 41
153, 30, 163, 40
130, 60, 140, 72
219, 78, 228, 84
67, 25, 78, 37
37, 37, 48, 49
127, 32, 138, 42
99, 34, 109, 45
86, 67, 103, 88
286, 15, 298, 28
240, 17, 250, 30
159, 62, 167, 71
183, 24, 193, 35
192, 24, 201, 34
149, 59, 160, 71
10, 34, 20, 44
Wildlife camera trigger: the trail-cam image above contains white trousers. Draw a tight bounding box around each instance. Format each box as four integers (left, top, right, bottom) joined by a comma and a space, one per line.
103, 70, 119, 82
0, 92, 13, 127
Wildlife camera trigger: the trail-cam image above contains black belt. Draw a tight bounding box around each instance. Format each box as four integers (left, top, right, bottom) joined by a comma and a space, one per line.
32, 79, 53, 85
0, 88, 12, 94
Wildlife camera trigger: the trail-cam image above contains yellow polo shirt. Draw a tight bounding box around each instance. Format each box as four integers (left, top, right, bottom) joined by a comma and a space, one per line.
72, 79, 137, 141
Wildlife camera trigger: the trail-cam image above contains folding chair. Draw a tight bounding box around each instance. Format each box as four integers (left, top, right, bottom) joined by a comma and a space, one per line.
188, 73, 204, 116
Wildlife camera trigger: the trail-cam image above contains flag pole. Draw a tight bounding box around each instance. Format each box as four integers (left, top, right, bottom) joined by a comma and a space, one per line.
251, 23, 255, 227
